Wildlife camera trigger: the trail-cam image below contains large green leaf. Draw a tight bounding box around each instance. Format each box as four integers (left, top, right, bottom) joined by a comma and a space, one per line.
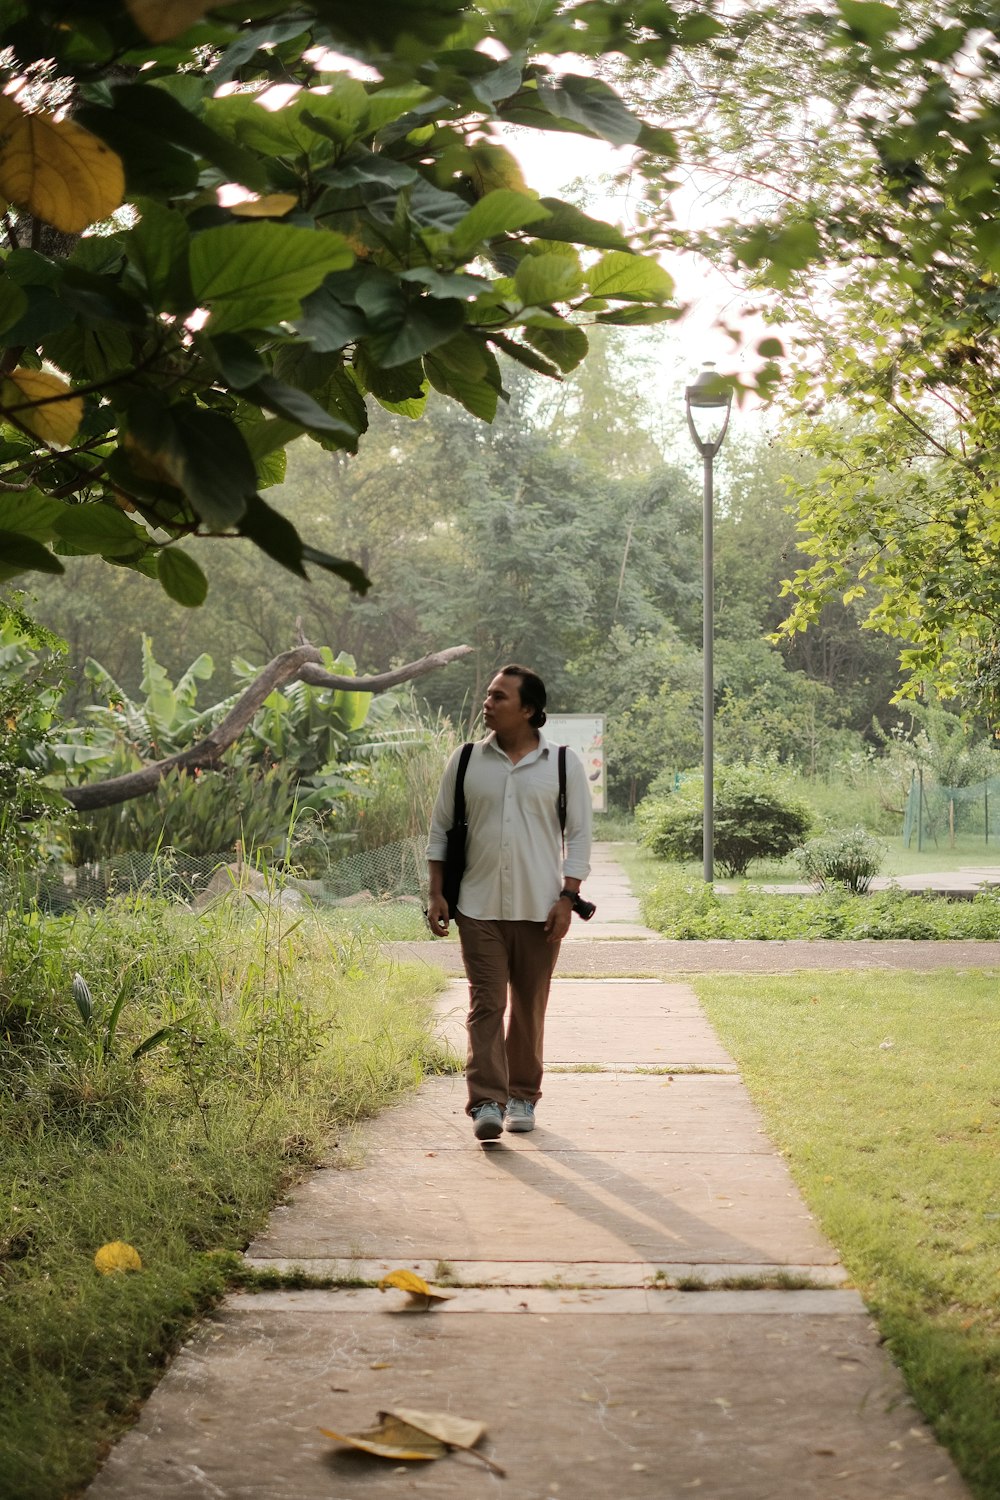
450, 190, 551, 258
248, 375, 360, 440
0, 491, 65, 542
126, 198, 194, 312
53, 504, 148, 557
0, 277, 27, 335
271, 347, 369, 445
189, 223, 354, 333
103, 82, 266, 189
0, 529, 65, 579
424, 334, 503, 420
534, 73, 642, 146
523, 322, 589, 373
514, 253, 583, 305
532, 198, 631, 251
586, 251, 675, 301
300, 544, 370, 593
238, 492, 307, 577
362, 296, 466, 368
157, 547, 209, 607
127, 397, 257, 528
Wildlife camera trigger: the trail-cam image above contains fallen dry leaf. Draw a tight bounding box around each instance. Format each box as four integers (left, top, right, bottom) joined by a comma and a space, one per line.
94, 1241, 142, 1275
377, 1268, 456, 1308
321, 1407, 504, 1474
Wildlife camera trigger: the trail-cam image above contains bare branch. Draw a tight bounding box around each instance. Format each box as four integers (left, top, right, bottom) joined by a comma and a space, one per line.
62, 643, 474, 812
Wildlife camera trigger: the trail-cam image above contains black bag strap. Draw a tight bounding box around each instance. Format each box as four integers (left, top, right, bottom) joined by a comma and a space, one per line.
558, 744, 567, 851
453, 742, 474, 827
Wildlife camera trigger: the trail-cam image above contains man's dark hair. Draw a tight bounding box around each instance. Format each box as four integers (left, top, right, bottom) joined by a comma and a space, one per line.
498, 663, 547, 729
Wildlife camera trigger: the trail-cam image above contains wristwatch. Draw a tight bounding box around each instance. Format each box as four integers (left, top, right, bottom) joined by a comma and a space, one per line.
558, 889, 577, 902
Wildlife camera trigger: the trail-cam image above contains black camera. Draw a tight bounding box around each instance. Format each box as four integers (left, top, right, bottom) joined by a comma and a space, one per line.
570, 892, 596, 922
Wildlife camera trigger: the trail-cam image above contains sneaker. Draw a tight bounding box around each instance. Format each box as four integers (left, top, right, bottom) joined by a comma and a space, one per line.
471, 1101, 503, 1141
504, 1098, 535, 1133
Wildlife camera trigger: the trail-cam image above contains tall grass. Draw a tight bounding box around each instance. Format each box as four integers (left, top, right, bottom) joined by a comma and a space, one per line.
0, 885, 448, 1500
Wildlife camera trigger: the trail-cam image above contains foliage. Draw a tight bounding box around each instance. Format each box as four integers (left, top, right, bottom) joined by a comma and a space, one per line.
638, 762, 813, 876
0, 0, 693, 603
793, 827, 886, 894
638, 2, 1000, 709
65, 758, 301, 864
695, 970, 1000, 1499
641, 868, 1000, 940
0, 884, 446, 1500
0, 598, 71, 858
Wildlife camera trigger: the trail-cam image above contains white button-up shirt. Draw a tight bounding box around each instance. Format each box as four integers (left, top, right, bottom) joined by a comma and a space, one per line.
427, 731, 592, 922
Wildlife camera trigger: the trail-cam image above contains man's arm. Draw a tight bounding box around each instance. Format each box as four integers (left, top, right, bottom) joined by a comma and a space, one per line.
544, 749, 592, 941
425, 750, 461, 937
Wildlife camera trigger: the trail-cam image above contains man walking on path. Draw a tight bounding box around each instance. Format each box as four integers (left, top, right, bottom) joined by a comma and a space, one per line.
426, 664, 593, 1142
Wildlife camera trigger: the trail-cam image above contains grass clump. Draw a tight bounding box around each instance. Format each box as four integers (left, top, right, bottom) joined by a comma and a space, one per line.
641, 867, 1000, 939
0, 891, 447, 1500
694, 971, 1000, 1499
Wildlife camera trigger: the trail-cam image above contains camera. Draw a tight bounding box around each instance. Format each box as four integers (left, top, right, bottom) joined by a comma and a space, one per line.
570, 892, 596, 922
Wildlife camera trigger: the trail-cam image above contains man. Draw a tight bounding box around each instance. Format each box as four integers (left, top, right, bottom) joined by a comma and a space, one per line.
426, 664, 593, 1142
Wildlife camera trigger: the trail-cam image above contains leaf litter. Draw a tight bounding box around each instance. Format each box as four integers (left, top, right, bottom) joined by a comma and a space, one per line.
321, 1407, 505, 1475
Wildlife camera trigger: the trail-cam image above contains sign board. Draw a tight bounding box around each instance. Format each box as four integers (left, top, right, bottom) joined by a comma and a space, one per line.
545, 714, 606, 813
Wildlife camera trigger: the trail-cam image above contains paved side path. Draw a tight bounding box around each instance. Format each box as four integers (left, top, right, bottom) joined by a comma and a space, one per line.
87, 849, 973, 1499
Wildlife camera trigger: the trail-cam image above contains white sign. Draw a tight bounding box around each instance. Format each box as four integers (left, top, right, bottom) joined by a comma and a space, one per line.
546, 714, 606, 813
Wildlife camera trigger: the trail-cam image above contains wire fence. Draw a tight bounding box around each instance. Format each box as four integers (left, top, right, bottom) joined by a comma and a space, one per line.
903, 772, 1000, 849
18, 837, 428, 914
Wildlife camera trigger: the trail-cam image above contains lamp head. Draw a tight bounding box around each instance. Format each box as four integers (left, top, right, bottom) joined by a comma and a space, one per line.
684, 362, 732, 455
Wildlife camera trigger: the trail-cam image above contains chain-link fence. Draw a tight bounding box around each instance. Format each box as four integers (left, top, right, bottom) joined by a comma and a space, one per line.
18, 837, 428, 914
903, 772, 1000, 849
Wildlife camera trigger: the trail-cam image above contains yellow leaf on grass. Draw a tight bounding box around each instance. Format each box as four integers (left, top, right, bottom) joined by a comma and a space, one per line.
0, 97, 124, 233
94, 1241, 142, 1275
1, 369, 82, 447
229, 194, 299, 219
377, 1268, 456, 1305
125, 0, 207, 42
321, 1408, 499, 1471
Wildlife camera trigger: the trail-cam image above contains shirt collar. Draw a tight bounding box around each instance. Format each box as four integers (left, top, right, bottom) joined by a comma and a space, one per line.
483, 729, 551, 759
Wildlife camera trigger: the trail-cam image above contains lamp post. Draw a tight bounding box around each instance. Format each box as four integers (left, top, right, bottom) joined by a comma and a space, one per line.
684, 363, 732, 884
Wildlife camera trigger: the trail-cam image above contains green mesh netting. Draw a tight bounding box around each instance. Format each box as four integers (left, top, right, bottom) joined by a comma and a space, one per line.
903, 776, 1000, 848
16, 837, 428, 913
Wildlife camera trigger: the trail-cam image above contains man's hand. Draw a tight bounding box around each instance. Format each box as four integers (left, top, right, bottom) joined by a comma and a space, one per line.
426, 894, 451, 937
544, 896, 573, 944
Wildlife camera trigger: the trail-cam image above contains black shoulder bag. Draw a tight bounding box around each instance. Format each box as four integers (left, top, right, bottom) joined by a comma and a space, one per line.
442, 742, 474, 918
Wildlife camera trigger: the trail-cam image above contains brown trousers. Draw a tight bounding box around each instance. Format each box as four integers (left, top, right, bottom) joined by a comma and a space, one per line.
456, 915, 561, 1114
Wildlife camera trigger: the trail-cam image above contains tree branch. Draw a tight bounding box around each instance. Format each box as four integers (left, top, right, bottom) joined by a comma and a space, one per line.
62, 644, 474, 811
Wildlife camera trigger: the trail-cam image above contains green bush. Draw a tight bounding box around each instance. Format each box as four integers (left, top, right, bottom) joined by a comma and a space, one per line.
641, 867, 1000, 940
793, 827, 886, 893
638, 763, 813, 876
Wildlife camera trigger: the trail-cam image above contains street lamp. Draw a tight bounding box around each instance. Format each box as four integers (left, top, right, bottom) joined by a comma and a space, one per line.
684, 363, 732, 884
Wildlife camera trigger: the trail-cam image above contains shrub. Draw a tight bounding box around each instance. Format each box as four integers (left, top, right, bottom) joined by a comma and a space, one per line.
640, 867, 1000, 940
794, 827, 886, 893
638, 762, 813, 876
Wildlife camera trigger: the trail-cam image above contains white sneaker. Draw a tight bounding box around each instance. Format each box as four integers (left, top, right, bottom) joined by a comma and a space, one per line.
504, 1098, 535, 1133
471, 1101, 503, 1141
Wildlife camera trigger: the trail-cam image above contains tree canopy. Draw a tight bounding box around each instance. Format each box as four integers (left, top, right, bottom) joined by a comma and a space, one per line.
0, 0, 692, 605
641, 2, 1000, 709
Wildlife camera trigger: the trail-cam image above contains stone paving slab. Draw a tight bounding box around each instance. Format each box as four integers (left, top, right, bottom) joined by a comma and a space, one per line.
390, 936, 1000, 974
243, 1257, 850, 1288
86, 1298, 969, 1500
249, 1076, 837, 1269
434, 978, 736, 1065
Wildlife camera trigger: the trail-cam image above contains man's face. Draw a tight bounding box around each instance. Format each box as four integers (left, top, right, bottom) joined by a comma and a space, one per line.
483, 673, 534, 737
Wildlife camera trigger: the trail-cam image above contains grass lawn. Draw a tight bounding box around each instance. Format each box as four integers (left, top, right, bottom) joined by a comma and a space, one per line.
0, 899, 449, 1500
693, 970, 1000, 1500
616, 834, 1000, 890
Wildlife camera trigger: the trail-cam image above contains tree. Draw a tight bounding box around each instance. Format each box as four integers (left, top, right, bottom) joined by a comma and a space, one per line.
0, 0, 684, 606
633, 2, 1000, 710
638, 761, 813, 876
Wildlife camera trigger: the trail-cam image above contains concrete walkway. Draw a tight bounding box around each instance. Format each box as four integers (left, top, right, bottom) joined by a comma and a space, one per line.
87, 848, 973, 1499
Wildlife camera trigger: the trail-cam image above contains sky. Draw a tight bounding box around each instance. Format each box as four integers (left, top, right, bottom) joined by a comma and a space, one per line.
499, 123, 774, 454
